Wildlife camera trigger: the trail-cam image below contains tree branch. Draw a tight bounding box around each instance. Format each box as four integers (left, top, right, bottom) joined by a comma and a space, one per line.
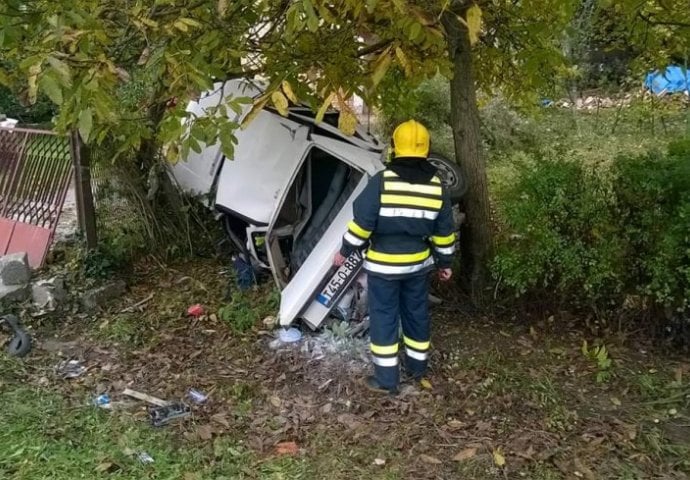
357, 39, 393, 58
638, 11, 690, 29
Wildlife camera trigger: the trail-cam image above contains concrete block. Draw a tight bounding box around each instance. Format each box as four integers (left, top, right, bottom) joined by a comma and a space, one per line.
0, 252, 30, 286
32, 277, 67, 310
80, 280, 126, 310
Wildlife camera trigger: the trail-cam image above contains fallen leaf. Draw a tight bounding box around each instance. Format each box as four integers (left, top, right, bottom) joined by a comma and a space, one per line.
269, 395, 281, 408
420, 378, 432, 390
275, 441, 299, 456
453, 448, 477, 462
321, 402, 333, 414
373, 458, 386, 466
573, 458, 595, 480
337, 413, 362, 429
95, 462, 114, 473
492, 447, 506, 467
197, 425, 213, 441
610, 397, 622, 406
211, 413, 230, 428
420, 454, 442, 465
262, 316, 276, 327
446, 419, 465, 431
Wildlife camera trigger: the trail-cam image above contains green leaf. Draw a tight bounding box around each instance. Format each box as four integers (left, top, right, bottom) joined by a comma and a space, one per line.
0, 69, 10, 87
47, 56, 71, 83
372, 48, 393, 87
409, 22, 422, 41
78, 108, 93, 143
303, 0, 319, 32
40, 74, 63, 105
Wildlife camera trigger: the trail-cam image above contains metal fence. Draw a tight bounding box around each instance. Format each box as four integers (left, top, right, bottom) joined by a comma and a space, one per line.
0, 126, 74, 267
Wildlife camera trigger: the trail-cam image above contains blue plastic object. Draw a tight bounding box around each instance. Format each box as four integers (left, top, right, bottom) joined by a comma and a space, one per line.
644, 66, 690, 95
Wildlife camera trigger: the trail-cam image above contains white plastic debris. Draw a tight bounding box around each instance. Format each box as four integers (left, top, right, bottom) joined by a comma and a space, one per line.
278, 327, 302, 343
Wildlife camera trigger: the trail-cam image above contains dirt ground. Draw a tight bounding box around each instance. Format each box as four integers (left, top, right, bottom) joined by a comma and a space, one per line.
4, 259, 690, 479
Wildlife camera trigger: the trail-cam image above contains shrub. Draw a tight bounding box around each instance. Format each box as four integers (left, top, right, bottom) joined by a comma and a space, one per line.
492, 138, 690, 316
492, 153, 626, 306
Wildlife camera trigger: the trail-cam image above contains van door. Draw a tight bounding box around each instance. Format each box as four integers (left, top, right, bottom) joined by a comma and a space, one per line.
265, 141, 379, 329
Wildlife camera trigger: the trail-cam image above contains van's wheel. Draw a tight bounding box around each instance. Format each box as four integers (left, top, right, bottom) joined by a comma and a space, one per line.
428, 153, 467, 204
7, 331, 32, 357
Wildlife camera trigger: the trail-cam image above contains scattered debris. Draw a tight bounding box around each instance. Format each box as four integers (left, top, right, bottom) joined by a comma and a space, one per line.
56, 359, 87, 379
278, 327, 302, 343
373, 458, 386, 466
81, 281, 126, 310
187, 388, 208, 404
137, 452, 155, 464
187, 304, 205, 317
93, 394, 111, 409
122, 388, 170, 407
262, 316, 277, 328
32, 276, 66, 310
149, 403, 191, 427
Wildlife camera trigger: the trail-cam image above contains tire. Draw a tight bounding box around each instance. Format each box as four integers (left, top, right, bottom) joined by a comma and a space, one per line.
7, 331, 32, 357
427, 153, 467, 204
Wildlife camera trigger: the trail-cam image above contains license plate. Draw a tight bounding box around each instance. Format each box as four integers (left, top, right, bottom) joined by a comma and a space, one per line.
316, 251, 363, 307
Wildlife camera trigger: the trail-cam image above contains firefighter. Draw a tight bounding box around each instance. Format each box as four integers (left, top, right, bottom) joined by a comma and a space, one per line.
334, 120, 456, 394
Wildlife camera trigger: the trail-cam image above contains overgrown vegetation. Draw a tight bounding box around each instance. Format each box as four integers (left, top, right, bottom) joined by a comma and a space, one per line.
492, 133, 690, 321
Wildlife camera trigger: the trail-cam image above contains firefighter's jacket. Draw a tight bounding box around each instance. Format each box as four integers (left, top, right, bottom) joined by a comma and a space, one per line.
340, 159, 456, 278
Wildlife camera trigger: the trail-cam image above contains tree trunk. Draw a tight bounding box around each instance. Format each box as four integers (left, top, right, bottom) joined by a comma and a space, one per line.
442, 13, 493, 304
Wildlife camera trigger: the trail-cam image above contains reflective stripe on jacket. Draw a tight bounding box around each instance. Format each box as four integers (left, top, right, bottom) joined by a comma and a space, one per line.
340, 168, 456, 278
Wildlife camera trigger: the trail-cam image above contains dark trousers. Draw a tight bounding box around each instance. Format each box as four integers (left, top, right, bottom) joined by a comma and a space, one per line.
368, 274, 431, 389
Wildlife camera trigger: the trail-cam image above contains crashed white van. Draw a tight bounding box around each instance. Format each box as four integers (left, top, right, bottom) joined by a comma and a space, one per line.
170, 80, 465, 330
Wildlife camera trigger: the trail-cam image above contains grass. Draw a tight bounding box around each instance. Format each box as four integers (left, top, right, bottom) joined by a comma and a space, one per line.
0, 386, 352, 480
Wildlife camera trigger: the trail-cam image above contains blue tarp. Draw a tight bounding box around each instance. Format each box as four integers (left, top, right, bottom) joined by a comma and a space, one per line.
644, 66, 690, 94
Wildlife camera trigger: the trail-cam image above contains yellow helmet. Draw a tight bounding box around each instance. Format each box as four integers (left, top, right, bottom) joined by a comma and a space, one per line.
392, 120, 430, 158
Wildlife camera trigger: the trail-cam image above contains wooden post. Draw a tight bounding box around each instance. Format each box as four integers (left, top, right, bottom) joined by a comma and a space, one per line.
70, 131, 97, 249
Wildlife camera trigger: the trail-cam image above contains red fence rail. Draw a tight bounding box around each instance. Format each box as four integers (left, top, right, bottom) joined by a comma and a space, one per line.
0, 126, 74, 267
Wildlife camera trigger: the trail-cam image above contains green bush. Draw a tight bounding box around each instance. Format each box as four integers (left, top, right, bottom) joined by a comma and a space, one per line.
0, 87, 56, 125
492, 138, 690, 315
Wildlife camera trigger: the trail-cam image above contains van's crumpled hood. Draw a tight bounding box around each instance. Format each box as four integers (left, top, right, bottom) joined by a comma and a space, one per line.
171, 79, 384, 225
214, 114, 312, 225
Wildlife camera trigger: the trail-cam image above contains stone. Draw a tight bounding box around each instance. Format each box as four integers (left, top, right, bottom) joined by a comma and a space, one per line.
32, 277, 67, 310
0, 252, 30, 286
80, 280, 126, 310
0, 284, 30, 305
